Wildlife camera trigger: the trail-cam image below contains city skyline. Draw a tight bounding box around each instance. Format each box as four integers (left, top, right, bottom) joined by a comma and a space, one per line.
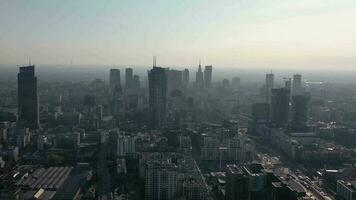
2, 2, 356, 200
1, 0, 356, 70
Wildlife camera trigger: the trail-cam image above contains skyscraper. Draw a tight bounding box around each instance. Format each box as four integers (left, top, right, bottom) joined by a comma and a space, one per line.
168, 69, 183, 93
222, 79, 230, 89
204, 65, 212, 88
270, 88, 290, 128
285, 78, 292, 91
231, 77, 241, 89
125, 68, 133, 89
148, 67, 168, 129
182, 68, 189, 88
110, 69, 122, 116
265, 73, 274, 103
292, 74, 302, 96
18, 65, 39, 129
133, 75, 140, 88
195, 62, 204, 89
291, 94, 310, 132
109, 69, 121, 94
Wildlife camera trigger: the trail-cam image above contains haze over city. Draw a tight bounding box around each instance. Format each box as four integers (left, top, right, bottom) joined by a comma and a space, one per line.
1, 0, 356, 70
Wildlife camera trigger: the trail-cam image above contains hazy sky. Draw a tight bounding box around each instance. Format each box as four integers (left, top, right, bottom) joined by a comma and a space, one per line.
1, 0, 356, 70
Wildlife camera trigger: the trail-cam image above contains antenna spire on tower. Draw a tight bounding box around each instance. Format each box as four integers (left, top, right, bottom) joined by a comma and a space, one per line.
29, 57, 31, 66
153, 56, 157, 67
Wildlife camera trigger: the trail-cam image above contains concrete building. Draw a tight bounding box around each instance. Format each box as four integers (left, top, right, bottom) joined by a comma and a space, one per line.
145, 160, 178, 200
108, 131, 136, 158
117, 134, 136, 157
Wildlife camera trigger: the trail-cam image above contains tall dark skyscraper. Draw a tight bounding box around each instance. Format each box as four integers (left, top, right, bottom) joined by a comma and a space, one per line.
292, 74, 302, 96
204, 65, 212, 88
109, 69, 121, 94
148, 66, 168, 129
110, 69, 122, 115
270, 88, 290, 128
125, 68, 133, 89
182, 68, 189, 88
291, 94, 310, 132
18, 65, 39, 129
265, 73, 274, 103
195, 61, 204, 89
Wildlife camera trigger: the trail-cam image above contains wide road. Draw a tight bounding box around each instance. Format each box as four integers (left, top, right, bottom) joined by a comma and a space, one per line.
249, 135, 335, 200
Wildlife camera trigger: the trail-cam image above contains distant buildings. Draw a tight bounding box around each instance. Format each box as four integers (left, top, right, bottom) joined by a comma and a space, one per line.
148, 67, 168, 129
231, 77, 241, 89
133, 74, 140, 88
168, 69, 183, 94
292, 74, 302, 96
125, 68, 133, 89
285, 78, 292, 91
222, 79, 230, 89
183, 68, 189, 88
109, 68, 121, 94
17, 65, 39, 129
265, 73, 274, 103
110, 69, 122, 115
204, 65, 212, 88
195, 62, 204, 89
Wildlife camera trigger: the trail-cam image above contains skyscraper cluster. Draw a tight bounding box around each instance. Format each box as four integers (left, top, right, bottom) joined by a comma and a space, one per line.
195, 61, 213, 89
